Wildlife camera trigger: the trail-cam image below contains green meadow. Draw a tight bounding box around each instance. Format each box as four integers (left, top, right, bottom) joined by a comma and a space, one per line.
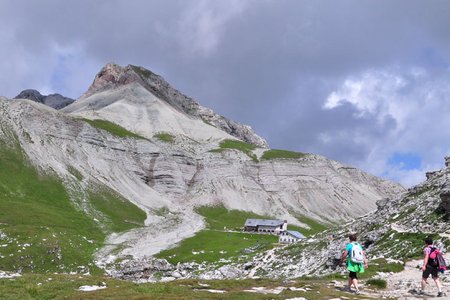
0, 140, 145, 274
156, 205, 327, 265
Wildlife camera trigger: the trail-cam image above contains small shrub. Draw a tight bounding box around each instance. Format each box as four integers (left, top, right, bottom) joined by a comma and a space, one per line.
67, 165, 83, 181
219, 139, 256, 152
261, 149, 307, 160
154, 132, 175, 143
211, 139, 257, 160
366, 278, 387, 289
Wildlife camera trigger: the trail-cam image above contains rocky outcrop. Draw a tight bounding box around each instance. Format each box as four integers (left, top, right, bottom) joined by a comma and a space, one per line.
15, 89, 44, 103
15, 89, 74, 109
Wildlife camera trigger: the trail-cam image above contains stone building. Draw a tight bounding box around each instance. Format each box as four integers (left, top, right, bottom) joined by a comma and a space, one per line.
244, 219, 287, 234
279, 230, 305, 244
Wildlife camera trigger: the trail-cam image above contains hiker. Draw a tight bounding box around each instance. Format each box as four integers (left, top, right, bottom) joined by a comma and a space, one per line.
340, 233, 368, 295
420, 236, 444, 297
434, 237, 446, 254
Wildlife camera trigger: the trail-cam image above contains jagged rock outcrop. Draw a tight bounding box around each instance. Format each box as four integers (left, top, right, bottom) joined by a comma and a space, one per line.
15, 89, 74, 109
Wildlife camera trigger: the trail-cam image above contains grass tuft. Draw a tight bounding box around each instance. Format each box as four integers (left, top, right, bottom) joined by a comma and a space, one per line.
261, 149, 307, 160
154, 132, 175, 143
67, 165, 83, 181
366, 278, 387, 289
210, 139, 258, 161
82, 118, 146, 140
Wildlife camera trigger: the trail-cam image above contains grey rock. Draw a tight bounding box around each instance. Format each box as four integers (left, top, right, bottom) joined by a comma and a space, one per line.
43, 94, 74, 109
14, 89, 74, 109
14, 89, 44, 103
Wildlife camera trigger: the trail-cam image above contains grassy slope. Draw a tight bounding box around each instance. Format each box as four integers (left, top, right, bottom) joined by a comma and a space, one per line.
156, 205, 328, 264
82, 118, 147, 140
0, 141, 145, 273
292, 215, 329, 237
88, 188, 146, 233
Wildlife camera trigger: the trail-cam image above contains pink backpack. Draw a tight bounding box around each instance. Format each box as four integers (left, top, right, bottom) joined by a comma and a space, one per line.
430, 248, 447, 271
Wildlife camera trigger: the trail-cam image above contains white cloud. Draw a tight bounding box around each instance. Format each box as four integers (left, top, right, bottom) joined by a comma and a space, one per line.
322, 67, 450, 186
324, 69, 408, 122
177, 0, 248, 56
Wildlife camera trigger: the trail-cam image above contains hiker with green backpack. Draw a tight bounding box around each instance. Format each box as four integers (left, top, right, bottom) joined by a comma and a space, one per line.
340, 233, 368, 295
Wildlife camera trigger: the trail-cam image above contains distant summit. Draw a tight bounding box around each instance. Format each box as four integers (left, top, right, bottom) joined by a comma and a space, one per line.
15, 89, 74, 110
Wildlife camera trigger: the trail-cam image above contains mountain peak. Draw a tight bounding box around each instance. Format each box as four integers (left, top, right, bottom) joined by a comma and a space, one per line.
83, 63, 142, 97
15, 89, 44, 103
80, 63, 269, 147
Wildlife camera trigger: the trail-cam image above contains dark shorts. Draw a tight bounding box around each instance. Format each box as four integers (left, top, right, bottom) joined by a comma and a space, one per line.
422, 265, 438, 279
349, 271, 358, 279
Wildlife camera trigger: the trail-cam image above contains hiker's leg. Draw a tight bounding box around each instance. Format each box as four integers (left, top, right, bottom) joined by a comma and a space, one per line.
352, 278, 359, 291
421, 267, 431, 292
349, 272, 359, 291
347, 272, 355, 289
433, 277, 443, 293
421, 277, 427, 291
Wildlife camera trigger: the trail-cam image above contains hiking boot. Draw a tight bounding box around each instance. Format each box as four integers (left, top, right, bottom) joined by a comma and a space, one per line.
437, 291, 443, 297
355, 289, 361, 295
418, 290, 424, 295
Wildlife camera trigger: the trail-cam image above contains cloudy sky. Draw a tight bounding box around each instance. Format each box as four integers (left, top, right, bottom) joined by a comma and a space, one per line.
1, 0, 450, 187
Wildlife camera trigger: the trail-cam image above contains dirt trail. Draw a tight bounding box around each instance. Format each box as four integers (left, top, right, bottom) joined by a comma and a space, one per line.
371, 256, 450, 299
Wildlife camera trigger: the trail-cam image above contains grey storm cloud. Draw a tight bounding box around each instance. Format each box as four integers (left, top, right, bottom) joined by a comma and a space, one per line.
1, 0, 450, 186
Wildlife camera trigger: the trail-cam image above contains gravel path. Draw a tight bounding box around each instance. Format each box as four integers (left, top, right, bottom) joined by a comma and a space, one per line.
376, 257, 450, 299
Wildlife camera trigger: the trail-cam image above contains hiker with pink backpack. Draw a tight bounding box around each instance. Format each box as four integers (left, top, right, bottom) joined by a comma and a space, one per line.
420, 236, 446, 297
